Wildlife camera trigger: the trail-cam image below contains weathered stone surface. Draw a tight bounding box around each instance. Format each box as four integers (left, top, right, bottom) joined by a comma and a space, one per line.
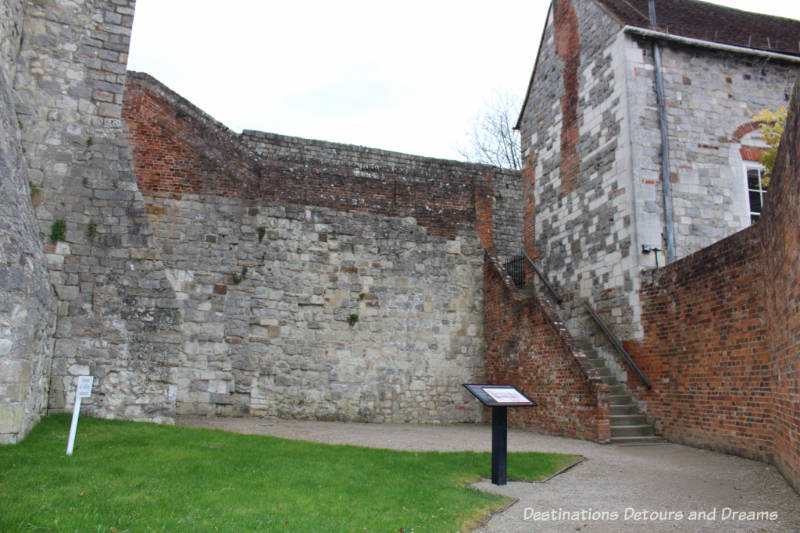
0, 0, 57, 445
12, 0, 177, 425
145, 193, 485, 422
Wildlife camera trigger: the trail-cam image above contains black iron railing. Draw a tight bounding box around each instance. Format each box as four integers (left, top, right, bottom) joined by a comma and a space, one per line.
583, 302, 652, 389
503, 255, 526, 288
507, 251, 650, 389
522, 252, 563, 304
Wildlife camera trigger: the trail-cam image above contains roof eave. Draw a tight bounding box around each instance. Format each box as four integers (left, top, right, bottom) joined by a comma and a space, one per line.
624, 25, 800, 63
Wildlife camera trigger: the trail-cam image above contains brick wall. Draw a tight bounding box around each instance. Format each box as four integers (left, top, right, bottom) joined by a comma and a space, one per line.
630, 226, 772, 461
484, 253, 610, 441
627, 78, 800, 491
126, 73, 513, 241
762, 82, 800, 493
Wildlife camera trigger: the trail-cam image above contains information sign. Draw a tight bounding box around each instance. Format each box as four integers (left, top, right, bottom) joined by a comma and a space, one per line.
77, 375, 94, 398
463, 384, 536, 486
66, 376, 94, 456
463, 384, 535, 407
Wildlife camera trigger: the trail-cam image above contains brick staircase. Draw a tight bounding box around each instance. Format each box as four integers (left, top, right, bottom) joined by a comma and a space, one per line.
579, 339, 661, 444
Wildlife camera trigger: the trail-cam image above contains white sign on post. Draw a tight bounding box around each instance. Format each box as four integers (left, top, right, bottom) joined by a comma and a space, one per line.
66, 376, 93, 456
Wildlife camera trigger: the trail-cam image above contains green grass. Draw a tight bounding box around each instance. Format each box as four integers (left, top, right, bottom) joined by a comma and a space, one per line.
0, 415, 580, 532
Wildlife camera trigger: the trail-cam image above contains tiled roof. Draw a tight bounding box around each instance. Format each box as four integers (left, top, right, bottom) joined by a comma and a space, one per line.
594, 0, 800, 56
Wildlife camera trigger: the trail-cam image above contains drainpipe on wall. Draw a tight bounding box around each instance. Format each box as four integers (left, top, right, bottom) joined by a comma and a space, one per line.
649, 0, 676, 263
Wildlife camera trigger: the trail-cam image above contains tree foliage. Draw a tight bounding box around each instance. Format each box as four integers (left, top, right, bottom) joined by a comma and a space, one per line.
753, 106, 787, 184
458, 93, 522, 170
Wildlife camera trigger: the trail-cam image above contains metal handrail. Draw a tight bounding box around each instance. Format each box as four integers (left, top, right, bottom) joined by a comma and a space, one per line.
522, 252, 563, 304
519, 250, 651, 389
583, 301, 652, 390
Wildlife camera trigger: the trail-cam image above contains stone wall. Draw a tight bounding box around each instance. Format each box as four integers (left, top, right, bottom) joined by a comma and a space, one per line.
241, 130, 522, 260
519, 0, 799, 345
0, 0, 57, 444
518, 0, 638, 338
121, 72, 517, 423
1, 0, 522, 430
625, 33, 799, 262
144, 193, 485, 422
12, 0, 179, 423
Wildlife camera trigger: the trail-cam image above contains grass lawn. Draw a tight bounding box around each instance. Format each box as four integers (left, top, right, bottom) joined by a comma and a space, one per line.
0, 415, 580, 532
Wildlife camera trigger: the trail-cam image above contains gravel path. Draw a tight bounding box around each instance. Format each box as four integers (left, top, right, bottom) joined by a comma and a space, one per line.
177, 416, 800, 532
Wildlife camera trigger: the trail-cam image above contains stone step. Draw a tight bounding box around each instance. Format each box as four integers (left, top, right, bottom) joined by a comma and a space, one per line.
611, 414, 648, 426
611, 435, 665, 445
608, 384, 627, 395
609, 394, 634, 405
611, 424, 655, 438
611, 404, 640, 415
577, 338, 597, 355
601, 375, 618, 386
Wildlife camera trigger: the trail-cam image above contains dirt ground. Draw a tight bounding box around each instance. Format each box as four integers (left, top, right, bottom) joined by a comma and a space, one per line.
177, 416, 800, 532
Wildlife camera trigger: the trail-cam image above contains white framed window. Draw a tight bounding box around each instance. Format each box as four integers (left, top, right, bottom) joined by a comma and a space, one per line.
744, 162, 768, 224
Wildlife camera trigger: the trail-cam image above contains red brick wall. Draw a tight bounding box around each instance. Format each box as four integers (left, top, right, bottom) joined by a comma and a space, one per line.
554, 0, 582, 197
628, 81, 800, 492
762, 83, 800, 493
484, 256, 610, 441
630, 226, 773, 461
123, 72, 491, 240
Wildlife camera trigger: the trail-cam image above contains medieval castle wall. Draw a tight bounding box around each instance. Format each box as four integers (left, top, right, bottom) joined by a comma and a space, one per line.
0, 0, 522, 440
121, 73, 511, 422
0, 0, 57, 444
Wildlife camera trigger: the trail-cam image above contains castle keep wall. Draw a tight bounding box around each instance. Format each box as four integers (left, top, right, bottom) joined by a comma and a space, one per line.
12, 0, 179, 424
0, 0, 57, 444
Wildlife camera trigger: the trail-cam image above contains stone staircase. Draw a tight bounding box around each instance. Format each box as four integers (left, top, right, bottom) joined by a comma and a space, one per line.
579, 339, 661, 445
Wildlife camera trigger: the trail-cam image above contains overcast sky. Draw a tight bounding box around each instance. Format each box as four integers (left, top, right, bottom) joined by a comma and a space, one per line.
127, 0, 800, 161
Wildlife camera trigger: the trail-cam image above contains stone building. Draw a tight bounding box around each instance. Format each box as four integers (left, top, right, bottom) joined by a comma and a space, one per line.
519, 0, 800, 340
483, 0, 799, 493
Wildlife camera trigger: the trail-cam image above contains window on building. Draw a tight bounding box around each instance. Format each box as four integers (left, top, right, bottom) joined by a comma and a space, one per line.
745, 163, 768, 224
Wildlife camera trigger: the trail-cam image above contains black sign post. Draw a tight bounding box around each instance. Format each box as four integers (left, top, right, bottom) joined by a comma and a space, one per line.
463, 384, 536, 486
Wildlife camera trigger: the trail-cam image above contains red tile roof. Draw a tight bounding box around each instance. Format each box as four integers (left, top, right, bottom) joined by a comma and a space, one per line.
595, 0, 800, 56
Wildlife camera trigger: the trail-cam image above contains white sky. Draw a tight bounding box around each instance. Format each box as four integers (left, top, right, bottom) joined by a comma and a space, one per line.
127, 0, 800, 161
